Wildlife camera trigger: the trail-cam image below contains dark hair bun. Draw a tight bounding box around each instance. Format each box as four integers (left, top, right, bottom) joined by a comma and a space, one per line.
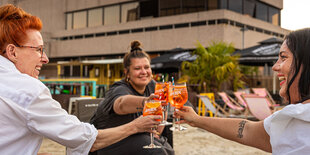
130, 40, 142, 52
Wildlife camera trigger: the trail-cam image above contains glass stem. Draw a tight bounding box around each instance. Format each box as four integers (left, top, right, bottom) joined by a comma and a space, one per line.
162, 106, 166, 122
173, 114, 176, 125
150, 128, 154, 145
176, 115, 180, 131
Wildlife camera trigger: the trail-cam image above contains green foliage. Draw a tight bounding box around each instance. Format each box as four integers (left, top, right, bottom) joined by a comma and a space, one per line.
181, 41, 245, 92
239, 65, 259, 76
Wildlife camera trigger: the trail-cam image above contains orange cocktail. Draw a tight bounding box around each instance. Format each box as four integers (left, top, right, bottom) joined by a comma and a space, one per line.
142, 100, 163, 149
143, 100, 163, 122
154, 82, 169, 106
169, 83, 188, 131
169, 85, 188, 109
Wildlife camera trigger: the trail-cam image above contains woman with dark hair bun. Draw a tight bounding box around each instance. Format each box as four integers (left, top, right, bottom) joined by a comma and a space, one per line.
175, 28, 310, 154
90, 40, 174, 155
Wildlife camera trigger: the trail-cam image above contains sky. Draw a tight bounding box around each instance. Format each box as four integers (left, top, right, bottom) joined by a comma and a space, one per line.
281, 0, 310, 30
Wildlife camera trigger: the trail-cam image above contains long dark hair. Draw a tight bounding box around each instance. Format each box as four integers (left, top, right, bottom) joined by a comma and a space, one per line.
285, 28, 310, 103
123, 40, 150, 81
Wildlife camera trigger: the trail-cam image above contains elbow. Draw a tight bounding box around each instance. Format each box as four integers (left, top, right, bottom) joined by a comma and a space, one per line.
262, 145, 272, 153
113, 98, 126, 115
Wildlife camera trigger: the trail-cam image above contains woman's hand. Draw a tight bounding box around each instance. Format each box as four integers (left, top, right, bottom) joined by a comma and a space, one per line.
143, 93, 159, 102
130, 115, 161, 133
175, 106, 200, 127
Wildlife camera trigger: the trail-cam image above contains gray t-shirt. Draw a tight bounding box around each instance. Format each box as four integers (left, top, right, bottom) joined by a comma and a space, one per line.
90, 79, 174, 155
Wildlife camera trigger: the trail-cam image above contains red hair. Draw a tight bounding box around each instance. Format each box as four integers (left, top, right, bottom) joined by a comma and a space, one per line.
0, 4, 42, 52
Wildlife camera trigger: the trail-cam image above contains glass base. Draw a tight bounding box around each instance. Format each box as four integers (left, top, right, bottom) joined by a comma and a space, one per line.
143, 144, 161, 149
159, 120, 173, 126
170, 125, 187, 131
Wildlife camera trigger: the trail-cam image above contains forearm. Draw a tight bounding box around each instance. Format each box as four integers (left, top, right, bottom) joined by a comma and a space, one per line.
195, 117, 247, 142
114, 95, 145, 114
90, 121, 138, 152
193, 117, 271, 152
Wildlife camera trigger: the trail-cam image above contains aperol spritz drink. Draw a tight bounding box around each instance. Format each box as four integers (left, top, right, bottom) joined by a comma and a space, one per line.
169, 83, 188, 131
142, 100, 162, 148
154, 82, 168, 104
154, 82, 172, 125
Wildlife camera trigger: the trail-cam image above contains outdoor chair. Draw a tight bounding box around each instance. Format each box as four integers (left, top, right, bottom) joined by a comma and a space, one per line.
241, 94, 272, 120
233, 91, 248, 107
74, 98, 104, 122
197, 93, 215, 116
251, 88, 282, 111
68, 96, 94, 114
218, 92, 250, 118
197, 95, 248, 119
218, 92, 245, 110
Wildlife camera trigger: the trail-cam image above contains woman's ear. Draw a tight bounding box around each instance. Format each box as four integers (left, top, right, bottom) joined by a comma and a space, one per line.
5, 44, 18, 63
124, 68, 130, 82
124, 68, 128, 75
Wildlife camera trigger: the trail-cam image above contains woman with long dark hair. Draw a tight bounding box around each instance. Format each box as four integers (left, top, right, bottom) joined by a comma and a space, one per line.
176, 28, 310, 154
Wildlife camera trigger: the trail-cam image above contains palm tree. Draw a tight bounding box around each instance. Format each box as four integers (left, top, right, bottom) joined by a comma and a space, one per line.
181, 41, 245, 93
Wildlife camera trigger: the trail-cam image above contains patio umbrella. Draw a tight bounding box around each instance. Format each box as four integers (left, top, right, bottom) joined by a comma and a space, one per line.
151, 50, 196, 69
233, 37, 283, 66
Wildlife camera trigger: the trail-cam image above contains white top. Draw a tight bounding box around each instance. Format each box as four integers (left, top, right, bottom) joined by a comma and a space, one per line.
0, 56, 97, 155
264, 103, 310, 155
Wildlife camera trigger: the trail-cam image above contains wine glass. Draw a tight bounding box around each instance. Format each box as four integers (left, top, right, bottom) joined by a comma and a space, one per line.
154, 82, 173, 126
169, 82, 188, 131
142, 99, 163, 149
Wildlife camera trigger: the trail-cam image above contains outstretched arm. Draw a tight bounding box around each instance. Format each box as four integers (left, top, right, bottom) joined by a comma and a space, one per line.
113, 95, 146, 115
90, 115, 161, 152
176, 106, 271, 152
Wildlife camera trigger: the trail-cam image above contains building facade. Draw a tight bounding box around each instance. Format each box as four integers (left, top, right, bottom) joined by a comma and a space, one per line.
1, 0, 289, 87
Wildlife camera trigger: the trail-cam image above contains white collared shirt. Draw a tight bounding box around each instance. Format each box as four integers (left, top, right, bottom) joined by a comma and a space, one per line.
264, 103, 310, 155
0, 55, 97, 155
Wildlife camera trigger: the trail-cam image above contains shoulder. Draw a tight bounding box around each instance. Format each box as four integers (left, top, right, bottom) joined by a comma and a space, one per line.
146, 80, 156, 93
110, 80, 132, 93
148, 80, 156, 86
0, 71, 47, 108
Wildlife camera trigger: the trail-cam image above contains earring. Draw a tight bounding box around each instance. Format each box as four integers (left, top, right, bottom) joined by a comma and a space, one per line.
126, 77, 130, 82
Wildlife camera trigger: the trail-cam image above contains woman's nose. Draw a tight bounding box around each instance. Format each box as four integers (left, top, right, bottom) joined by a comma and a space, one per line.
272, 60, 279, 71
41, 52, 49, 64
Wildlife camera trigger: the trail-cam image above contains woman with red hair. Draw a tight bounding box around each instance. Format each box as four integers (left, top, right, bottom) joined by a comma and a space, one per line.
0, 4, 160, 154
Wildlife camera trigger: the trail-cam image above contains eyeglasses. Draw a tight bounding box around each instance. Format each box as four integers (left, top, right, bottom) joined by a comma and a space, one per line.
15, 44, 45, 58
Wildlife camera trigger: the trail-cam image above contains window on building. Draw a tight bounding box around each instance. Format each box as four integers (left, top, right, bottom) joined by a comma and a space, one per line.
228, 0, 242, 13
66, 13, 72, 30
63, 65, 80, 77
121, 2, 139, 23
83, 65, 90, 77
243, 0, 255, 17
207, 0, 218, 10
104, 5, 120, 25
268, 6, 280, 26
140, 0, 159, 18
160, 0, 181, 16
73, 11, 87, 29
219, 0, 227, 9
256, 2, 268, 22
182, 0, 205, 14
88, 8, 103, 27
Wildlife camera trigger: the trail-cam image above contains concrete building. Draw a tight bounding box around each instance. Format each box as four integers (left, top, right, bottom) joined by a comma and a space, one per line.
0, 0, 289, 87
